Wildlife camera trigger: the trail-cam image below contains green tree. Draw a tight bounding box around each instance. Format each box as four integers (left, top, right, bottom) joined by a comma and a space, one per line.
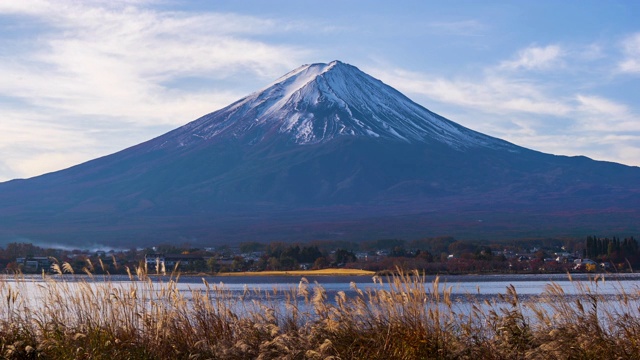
313, 257, 329, 269
206, 257, 218, 273
334, 249, 356, 264
267, 257, 281, 271
231, 256, 245, 272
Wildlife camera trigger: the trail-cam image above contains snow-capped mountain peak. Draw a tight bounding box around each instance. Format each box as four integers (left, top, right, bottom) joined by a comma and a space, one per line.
160, 61, 515, 150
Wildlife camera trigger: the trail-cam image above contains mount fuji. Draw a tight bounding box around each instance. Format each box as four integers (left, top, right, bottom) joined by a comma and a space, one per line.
1, 61, 639, 246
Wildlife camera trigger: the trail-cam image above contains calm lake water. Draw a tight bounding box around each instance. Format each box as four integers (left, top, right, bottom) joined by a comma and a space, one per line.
8, 272, 640, 304
3, 272, 640, 325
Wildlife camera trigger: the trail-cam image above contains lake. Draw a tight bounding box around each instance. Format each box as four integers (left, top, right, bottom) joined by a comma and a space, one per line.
8, 272, 640, 305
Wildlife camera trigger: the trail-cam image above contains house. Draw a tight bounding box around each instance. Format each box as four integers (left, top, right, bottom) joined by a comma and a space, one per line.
144, 253, 204, 273
16, 257, 52, 273
573, 258, 598, 270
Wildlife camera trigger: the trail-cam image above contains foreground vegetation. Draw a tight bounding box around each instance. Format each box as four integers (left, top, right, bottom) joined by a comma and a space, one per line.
1, 261, 640, 359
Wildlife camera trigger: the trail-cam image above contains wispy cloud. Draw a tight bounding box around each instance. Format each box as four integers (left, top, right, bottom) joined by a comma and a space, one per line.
618, 33, 640, 73
575, 95, 640, 133
0, 0, 311, 180
499, 44, 564, 71
0, 1, 308, 122
371, 42, 640, 166
0, 109, 97, 178
576, 95, 629, 119
373, 68, 572, 117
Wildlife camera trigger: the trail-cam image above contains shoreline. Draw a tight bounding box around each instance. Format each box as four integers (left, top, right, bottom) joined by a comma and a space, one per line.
215, 268, 376, 277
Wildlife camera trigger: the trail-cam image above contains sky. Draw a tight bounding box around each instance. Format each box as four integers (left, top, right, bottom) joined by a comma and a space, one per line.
0, 0, 639, 182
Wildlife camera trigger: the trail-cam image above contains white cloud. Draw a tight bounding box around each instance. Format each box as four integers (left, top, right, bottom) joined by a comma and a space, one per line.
369, 42, 640, 167
372, 68, 572, 117
618, 33, 640, 73
499, 44, 563, 71
0, 2, 308, 123
0, 109, 98, 181
0, 0, 312, 179
574, 95, 640, 133
576, 95, 628, 118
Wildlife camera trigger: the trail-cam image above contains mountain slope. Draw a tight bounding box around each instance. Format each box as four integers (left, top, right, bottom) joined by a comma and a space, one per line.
150, 60, 517, 150
1, 61, 639, 246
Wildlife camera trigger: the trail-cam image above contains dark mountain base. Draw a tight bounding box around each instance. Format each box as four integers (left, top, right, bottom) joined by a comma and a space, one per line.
1, 200, 638, 247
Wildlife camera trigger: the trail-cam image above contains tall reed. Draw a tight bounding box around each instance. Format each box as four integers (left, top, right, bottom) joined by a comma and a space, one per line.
0, 264, 639, 359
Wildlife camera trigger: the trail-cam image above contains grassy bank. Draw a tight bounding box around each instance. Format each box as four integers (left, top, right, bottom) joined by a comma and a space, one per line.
1, 263, 640, 359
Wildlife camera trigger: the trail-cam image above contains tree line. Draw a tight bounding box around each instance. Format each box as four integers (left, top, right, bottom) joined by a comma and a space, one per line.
2, 234, 639, 274
584, 236, 638, 262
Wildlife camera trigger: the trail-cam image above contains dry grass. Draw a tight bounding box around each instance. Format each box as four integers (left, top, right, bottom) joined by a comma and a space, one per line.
0, 262, 640, 359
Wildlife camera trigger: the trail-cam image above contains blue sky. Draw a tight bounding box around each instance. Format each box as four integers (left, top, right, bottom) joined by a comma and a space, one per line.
0, 0, 639, 181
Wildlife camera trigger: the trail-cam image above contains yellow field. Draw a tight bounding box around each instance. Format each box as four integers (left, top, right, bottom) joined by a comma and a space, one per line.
217, 268, 376, 276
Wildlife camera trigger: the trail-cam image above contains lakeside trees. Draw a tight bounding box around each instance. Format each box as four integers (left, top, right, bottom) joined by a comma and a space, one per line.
585, 235, 638, 259
1, 234, 638, 274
